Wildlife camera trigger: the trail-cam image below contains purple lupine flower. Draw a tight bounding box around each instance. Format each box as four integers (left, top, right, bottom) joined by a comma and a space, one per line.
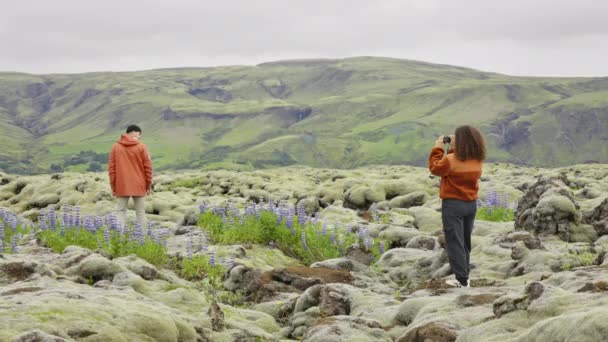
0, 240, 3, 254
103, 227, 110, 244
209, 251, 216, 266
199, 203, 208, 214
364, 237, 373, 250
135, 222, 144, 245
94, 216, 103, 231
297, 205, 307, 227
330, 230, 336, 245
82, 215, 89, 231
49, 206, 57, 230
62, 205, 71, 228
109, 214, 119, 231
379, 241, 385, 255
267, 198, 274, 212
0, 222, 5, 241
503, 193, 510, 209
286, 213, 294, 230
301, 231, 308, 251
322, 221, 328, 235
487, 189, 500, 208
38, 209, 47, 231
357, 227, 364, 239
227, 255, 236, 269
75, 206, 81, 227
153, 230, 161, 245
11, 235, 18, 253
10, 216, 17, 231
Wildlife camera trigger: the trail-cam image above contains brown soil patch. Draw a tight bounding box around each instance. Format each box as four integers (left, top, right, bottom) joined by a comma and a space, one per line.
408, 279, 450, 295
457, 293, 502, 307
0, 262, 35, 281
1, 286, 42, 296
359, 211, 373, 222
397, 321, 458, 342
260, 266, 353, 285
593, 281, 608, 292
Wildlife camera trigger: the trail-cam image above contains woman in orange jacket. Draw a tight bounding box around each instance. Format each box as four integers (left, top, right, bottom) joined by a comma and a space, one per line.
429, 125, 486, 287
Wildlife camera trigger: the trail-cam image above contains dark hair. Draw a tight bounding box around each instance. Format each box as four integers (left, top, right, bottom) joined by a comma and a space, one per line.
126, 125, 142, 133
454, 125, 486, 161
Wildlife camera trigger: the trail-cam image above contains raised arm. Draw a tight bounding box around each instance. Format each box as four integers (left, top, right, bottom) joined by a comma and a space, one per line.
429, 147, 451, 177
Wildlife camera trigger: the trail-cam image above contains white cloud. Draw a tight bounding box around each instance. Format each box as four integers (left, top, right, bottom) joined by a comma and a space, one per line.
0, 0, 607, 76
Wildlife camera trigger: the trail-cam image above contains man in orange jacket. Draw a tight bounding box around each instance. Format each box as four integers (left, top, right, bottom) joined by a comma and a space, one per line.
108, 125, 153, 229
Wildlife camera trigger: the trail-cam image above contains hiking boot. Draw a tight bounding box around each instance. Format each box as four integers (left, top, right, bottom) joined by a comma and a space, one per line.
445, 279, 463, 287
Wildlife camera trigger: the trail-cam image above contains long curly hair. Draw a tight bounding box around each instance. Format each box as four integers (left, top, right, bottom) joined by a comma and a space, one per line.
454, 125, 486, 161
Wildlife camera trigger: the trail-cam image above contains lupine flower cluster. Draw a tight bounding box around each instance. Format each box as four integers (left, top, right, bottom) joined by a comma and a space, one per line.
21, 205, 169, 265
476, 189, 517, 222
0, 207, 28, 254
197, 198, 389, 265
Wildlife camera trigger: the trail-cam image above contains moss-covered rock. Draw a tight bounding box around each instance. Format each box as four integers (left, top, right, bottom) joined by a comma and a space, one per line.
389, 191, 429, 209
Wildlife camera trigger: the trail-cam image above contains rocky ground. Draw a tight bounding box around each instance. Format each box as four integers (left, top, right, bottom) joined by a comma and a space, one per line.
1, 163, 608, 341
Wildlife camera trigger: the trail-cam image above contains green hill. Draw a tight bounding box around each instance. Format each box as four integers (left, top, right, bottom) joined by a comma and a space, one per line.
0, 57, 607, 174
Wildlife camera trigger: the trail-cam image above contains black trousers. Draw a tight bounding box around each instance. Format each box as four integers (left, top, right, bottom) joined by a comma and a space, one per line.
441, 198, 477, 283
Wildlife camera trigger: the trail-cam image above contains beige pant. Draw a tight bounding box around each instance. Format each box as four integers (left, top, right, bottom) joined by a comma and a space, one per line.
116, 196, 146, 229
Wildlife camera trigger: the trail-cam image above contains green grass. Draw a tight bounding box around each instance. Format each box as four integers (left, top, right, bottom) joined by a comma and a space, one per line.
561, 249, 598, 271
38, 225, 169, 267
179, 254, 226, 282
476, 207, 515, 222
198, 209, 385, 265
0, 223, 32, 253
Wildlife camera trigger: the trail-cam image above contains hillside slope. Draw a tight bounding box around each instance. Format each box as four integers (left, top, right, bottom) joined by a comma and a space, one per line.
0, 57, 607, 174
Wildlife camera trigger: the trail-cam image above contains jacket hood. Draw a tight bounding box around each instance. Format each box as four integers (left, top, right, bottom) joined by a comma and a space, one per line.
117, 133, 140, 147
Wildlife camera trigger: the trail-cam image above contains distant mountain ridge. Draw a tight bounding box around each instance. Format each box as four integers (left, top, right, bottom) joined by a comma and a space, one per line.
0, 56, 607, 174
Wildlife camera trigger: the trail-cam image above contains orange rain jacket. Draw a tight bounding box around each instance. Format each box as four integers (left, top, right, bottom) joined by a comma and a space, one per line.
108, 134, 153, 197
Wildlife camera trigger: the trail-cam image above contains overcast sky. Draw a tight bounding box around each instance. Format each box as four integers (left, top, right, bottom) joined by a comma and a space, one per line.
1, 0, 608, 76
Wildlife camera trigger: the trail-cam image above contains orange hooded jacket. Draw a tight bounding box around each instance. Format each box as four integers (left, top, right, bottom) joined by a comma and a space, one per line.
108, 134, 153, 197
